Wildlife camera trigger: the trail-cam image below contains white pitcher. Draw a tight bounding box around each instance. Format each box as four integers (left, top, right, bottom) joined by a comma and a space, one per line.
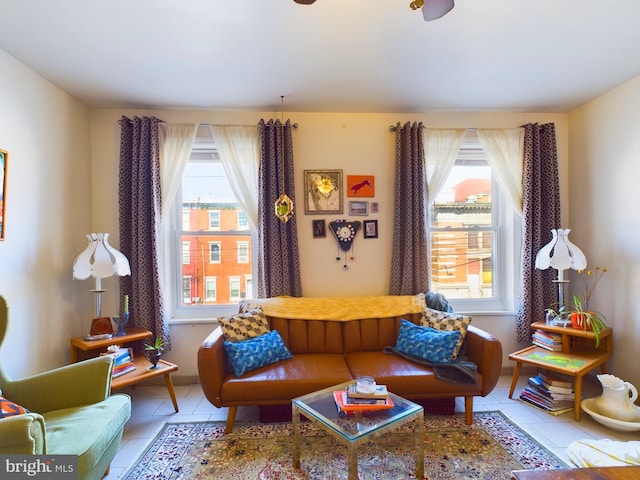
594, 374, 640, 422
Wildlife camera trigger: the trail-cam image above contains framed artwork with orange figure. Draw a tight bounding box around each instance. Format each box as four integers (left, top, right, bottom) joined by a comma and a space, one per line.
347, 175, 374, 197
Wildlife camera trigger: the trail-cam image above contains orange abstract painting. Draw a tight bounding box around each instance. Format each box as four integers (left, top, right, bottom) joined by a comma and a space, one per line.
346, 175, 374, 197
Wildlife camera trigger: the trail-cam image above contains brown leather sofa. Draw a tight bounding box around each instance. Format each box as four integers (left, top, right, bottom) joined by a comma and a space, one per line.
198, 309, 503, 433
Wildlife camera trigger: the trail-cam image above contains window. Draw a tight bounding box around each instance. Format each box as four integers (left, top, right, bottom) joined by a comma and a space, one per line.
205, 277, 217, 302
173, 126, 256, 317
208, 211, 220, 230
182, 241, 190, 264
209, 242, 221, 263
237, 241, 249, 264
229, 277, 241, 301
238, 211, 248, 229
427, 130, 518, 312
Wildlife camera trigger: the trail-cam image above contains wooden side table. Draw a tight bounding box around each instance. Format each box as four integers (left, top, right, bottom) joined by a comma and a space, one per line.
70, 328, 179, 412
508, 321, 612, 421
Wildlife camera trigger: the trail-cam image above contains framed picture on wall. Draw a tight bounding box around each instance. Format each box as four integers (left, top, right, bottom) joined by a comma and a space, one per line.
349, 201, 368, 216
312, 219, 326, 238
304, 169, 343, 214
347, 175, 375, 197
363, 220, 378, 239
0, 149, 7, 241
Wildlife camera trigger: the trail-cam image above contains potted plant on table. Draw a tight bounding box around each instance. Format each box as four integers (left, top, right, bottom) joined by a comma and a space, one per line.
568, 294, 607, 348
144, 337, 165, 370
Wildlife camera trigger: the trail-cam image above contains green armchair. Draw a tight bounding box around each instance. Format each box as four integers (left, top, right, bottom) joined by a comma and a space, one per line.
0, 296, 131, 480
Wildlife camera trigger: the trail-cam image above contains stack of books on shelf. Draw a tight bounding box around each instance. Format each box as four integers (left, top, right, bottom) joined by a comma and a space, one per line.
102, 347, 136, 378
333, 384, 394, 414
519, 372, 575, 415
532, 329, 563, 351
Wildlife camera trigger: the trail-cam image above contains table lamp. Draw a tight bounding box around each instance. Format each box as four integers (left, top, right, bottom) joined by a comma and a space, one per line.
73, 233, 131, 335
535, 228, 587, 316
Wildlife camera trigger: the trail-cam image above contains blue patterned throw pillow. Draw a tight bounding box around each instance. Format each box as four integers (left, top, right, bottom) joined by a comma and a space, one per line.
223, 330, 293, 377
395, 319, 460, 364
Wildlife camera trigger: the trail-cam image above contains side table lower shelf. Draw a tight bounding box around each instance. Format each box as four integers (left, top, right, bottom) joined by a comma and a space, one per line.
111, 356, 179, 413
508, 345, 610, 421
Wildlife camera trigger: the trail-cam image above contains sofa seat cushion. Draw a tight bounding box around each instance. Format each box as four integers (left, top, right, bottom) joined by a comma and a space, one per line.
43, 394, 131, 476
221, 354, 353, 403
345, 352, 483, 397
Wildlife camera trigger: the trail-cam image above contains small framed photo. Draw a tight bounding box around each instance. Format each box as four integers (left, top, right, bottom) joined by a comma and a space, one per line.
371, 202, 379, 213
312, 219, 326, 238
347, 175, 375, 197
304, 169, 343, 214
363, 220, 378, 239
349, 201, 368, 216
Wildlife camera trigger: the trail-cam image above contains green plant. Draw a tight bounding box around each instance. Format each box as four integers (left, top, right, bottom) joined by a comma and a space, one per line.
144, 337, 165, 351
568, 294, 607, 349
545, 295, 607, 348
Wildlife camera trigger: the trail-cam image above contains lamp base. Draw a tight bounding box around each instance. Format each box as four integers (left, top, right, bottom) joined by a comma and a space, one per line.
89, 317, 114, 336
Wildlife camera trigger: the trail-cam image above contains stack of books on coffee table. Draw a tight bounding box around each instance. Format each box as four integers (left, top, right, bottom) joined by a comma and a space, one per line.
333, 384, 394, 413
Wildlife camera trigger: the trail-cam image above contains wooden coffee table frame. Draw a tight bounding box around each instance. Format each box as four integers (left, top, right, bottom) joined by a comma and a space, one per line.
292, 381, 424, 480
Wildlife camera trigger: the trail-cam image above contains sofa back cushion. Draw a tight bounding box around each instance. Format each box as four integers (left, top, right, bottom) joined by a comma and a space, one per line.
343, 313, 422, 353
269, 317, 344, 354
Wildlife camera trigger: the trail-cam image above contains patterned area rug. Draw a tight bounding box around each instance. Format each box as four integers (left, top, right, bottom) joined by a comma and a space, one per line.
123, 411, 566, 479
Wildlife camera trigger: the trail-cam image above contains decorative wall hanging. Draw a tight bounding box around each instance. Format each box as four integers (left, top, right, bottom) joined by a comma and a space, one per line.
329, 219, 361, 270
0, 149, 7, 241
347, 175, 375, 197
304, 169, 343, 214
312, 219, 326, 238
371, 202, 379, 213
275, 193, 294, 223
363, 220, 378, 239
349, 201, 368, 216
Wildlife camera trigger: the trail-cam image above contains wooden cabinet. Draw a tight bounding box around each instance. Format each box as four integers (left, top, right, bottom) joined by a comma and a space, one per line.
508, 322, 612, 421
70, 328, 179, 412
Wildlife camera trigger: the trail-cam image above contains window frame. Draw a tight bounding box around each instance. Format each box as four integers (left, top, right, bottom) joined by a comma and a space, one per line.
427, 132, 519, 313
170, 133, 257, 320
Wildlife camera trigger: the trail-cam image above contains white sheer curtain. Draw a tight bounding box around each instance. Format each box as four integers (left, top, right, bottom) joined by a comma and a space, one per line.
477, 128, 524, 215
159, 123, 198, 221
158, 123, 197, 316
209, 125, 260, 229
424, 129, 466, 202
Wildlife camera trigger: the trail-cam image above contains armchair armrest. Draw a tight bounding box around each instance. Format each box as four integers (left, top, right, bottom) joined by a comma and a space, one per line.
2, 356, 113, 413
464, 325, 503, 397
0, 413, 46, 454
197, 327, 226, 408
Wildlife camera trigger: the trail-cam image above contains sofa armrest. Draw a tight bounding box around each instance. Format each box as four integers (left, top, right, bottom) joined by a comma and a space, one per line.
0, 413, 46, 454
2, 356, 113, 413
464, 325, 503, 396
197, 327, 226, 408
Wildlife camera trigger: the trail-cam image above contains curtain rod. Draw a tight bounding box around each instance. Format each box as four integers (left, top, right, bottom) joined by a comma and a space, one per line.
198, 122, 299, 129
389, 124, 425, 132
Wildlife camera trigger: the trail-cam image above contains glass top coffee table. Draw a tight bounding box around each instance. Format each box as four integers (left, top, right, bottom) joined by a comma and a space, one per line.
292, 381, 424, 480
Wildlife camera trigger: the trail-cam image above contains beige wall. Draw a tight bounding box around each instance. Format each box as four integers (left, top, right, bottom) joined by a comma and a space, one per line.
0, 50, 92, 377
91, 109, 569, 377
568, 75, 640, 388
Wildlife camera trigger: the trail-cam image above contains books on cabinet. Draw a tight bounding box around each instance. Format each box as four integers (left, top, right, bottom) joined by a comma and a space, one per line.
519, 373, 574, 414
532, 329, 563, 351
101, 347, 136, 378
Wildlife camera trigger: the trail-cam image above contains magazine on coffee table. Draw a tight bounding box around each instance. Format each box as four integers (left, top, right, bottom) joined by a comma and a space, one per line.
333, 390, 394, 413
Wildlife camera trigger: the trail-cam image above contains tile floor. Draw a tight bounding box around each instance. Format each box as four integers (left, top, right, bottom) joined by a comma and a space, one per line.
105, 374, 639, 479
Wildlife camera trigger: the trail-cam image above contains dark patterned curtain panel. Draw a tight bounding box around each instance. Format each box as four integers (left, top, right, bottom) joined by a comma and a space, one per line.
389, 122, 429, 295
516, 123, 561, 342
118, 115, 170, 349
256, 119, 303, 298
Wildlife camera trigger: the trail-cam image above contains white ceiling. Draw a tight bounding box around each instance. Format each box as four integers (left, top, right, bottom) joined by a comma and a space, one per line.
1, 0, 639, 113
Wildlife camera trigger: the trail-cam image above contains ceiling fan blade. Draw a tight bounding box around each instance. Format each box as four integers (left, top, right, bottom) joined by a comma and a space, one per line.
422, 0, 454, 21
